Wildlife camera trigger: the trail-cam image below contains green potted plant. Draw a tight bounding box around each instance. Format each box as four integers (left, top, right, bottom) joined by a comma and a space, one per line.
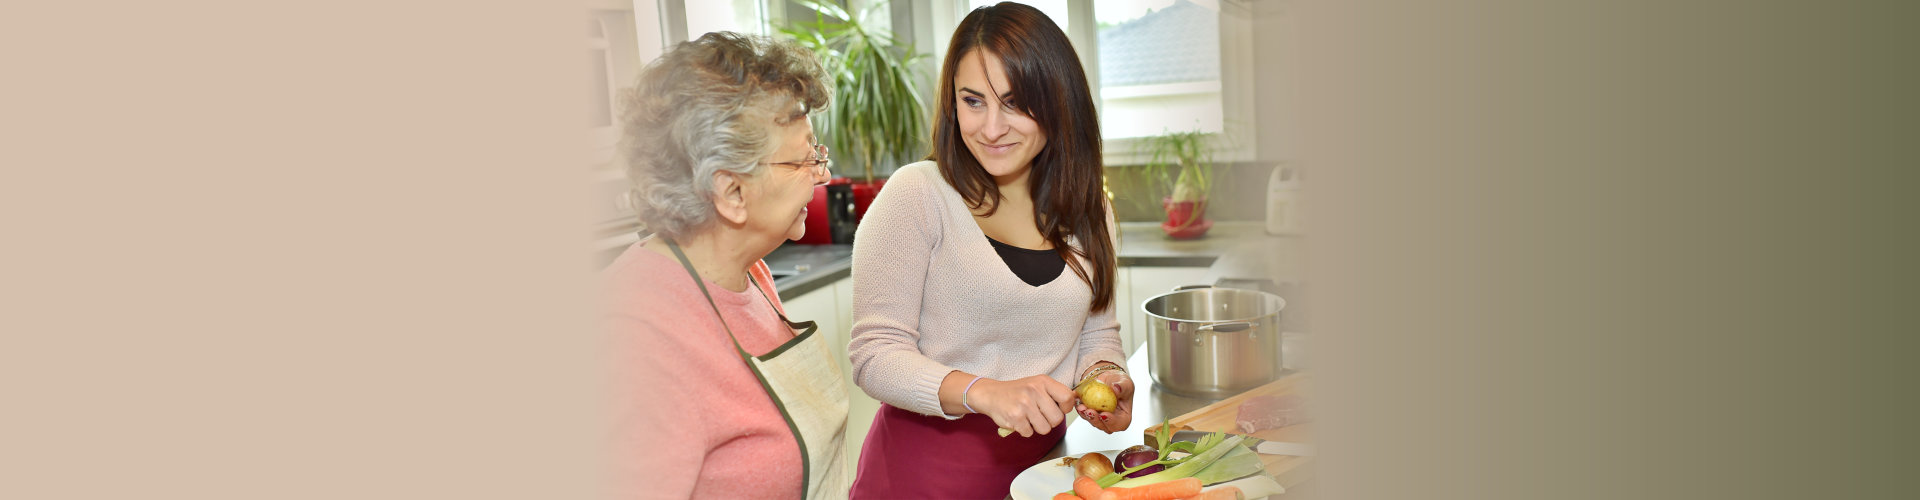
1137, 129, 1218, 239
778, 0, 928, 223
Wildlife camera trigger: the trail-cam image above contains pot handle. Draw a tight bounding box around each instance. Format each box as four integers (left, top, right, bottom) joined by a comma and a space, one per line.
1173, 284, 1213, 292
1196, 322, 1253, 333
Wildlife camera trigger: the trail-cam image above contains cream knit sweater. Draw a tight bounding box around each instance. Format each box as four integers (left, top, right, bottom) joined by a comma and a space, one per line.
848, 161, 1125, 418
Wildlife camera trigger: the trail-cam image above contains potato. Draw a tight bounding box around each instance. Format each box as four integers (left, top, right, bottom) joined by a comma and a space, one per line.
1077, 379, 1117, 412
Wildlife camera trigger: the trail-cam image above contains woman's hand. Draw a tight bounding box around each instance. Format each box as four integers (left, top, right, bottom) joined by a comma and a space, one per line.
969, 375, 1076, 438
1075, 366, 1134, 433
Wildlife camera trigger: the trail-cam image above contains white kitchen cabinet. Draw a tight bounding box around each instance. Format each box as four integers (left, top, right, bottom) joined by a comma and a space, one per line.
834, 278, 854, 349
778, 284, 842, 354
1122, 266, 1211, 354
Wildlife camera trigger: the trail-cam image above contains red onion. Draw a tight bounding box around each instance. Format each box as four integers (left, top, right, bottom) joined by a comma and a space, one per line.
1114, 445, 1165, 478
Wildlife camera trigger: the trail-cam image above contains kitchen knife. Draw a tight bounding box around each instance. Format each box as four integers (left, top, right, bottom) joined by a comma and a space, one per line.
1169, 430, 1317, 457
1250, 440, 1316, 457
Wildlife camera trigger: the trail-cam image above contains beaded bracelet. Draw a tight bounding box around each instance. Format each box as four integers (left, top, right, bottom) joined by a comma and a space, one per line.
1078, 363, 1126, 386
961, 375, 985, 413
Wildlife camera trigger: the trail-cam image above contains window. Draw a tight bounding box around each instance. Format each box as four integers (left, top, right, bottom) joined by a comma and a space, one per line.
967, 0, 1070, 30
590, 0, 668, 260
590, 3, 646, 227
1094, 0, 1223, 139
588, 8, 637, 168
684, 0, 770, 38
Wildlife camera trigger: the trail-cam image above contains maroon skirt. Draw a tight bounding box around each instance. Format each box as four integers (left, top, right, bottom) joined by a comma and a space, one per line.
850, 403, 1066, 499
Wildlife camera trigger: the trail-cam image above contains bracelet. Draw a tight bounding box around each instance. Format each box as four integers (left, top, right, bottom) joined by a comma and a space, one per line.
961, 375, 985, 414
1079, 363, 1125, 386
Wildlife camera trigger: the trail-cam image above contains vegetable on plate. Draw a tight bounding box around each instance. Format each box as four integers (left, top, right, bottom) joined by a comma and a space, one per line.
1187, 486, 1246, 500
1073, 452, 1114, 479
1093, 477, 1200, 500
1113, 445, 1163, 478
1098, 421, 1271, 490
1073, 475, 1104, 499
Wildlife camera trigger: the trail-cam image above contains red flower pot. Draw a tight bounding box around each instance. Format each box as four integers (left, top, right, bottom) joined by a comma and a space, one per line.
1161, 197, 1212, 239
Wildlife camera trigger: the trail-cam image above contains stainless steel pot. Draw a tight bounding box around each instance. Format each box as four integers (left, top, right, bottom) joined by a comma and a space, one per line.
1142, 285, 1287, 398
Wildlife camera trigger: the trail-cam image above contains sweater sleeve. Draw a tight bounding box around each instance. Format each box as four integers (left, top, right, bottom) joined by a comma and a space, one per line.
610, 300, 707, 498
846, 167, 962, 418
1075, 201, 1127, 377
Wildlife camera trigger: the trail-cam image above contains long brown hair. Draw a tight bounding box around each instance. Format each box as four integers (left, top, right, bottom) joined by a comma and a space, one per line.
931, 2, 1114, 313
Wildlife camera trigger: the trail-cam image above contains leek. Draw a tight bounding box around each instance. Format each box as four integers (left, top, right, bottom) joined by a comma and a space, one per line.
1110, 424, 1226, 479
1186, 444, 1267, 485
1097, 434, 1265, 488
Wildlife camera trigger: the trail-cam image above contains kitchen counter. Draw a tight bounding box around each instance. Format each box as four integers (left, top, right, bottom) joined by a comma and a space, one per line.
762, 243, 853, 297
767, 220, 1294, 296
1115, 221, 1291, 267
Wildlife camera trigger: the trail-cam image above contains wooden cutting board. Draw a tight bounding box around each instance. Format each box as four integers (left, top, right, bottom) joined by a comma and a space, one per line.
1144, 372, 1313, 490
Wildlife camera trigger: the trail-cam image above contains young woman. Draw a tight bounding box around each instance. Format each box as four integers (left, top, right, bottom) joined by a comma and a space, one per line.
846, 3, 1134, 497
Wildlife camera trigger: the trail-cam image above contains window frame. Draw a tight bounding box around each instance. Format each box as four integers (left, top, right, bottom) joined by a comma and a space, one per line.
589, 0, 668, 254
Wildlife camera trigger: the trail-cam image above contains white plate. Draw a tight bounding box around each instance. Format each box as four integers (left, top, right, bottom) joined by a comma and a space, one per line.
1007, 450, 1286, 500
1006, 450, 1118, 500
1008, 450, 1193, 500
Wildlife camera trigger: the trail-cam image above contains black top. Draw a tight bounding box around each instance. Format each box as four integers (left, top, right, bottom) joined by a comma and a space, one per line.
986, 235, 1066, 287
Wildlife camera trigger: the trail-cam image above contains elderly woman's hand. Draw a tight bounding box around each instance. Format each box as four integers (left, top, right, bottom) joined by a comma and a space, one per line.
1074, 364, 1134, 433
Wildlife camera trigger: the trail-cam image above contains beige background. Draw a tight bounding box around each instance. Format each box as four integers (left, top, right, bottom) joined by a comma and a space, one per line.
4, 1, 1915, 498
3, 1, 597, 498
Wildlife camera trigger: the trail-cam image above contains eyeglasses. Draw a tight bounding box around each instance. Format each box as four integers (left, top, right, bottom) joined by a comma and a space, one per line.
766, 144, 831, 178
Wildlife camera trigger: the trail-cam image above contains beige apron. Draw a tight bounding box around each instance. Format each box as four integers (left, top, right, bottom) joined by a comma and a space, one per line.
667, 240, 849, 499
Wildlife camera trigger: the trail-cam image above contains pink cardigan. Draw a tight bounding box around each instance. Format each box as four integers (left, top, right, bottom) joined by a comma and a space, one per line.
605, 240, 801, 499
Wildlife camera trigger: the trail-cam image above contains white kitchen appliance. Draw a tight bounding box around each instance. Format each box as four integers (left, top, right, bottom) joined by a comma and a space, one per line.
1266, 165, 1302, 235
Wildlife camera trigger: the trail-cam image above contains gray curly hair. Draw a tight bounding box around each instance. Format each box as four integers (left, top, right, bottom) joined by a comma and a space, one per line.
619, 31, 832, 239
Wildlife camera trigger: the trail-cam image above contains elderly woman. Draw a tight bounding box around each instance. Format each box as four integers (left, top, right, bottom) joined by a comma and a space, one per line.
604, 32, 847, 499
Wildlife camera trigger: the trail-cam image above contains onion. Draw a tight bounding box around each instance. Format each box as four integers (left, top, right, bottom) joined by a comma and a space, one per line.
1073, 452, 1113, 479
1114, 445, 1165, 478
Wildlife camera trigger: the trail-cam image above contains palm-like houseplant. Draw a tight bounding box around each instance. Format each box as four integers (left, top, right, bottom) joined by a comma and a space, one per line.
778, 0, 927, 183
1138, 129, 1218, 238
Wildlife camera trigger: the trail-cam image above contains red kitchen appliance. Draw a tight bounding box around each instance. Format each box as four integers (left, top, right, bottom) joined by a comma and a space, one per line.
824, 182, 857, 244
799, 178, 860, 244
798, 177, 883, 245
850, 178, 885, 223
797, 183, 833, 244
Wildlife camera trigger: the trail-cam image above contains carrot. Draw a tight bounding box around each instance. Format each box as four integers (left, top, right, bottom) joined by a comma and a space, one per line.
1073, 475, 1104, 499
1051, 493, 1083, 500
1183, 486, 1245, 500
1096, 477, 1203, 500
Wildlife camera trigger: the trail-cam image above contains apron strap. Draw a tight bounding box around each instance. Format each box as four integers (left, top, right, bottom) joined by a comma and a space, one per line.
747, 273, 821, 360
